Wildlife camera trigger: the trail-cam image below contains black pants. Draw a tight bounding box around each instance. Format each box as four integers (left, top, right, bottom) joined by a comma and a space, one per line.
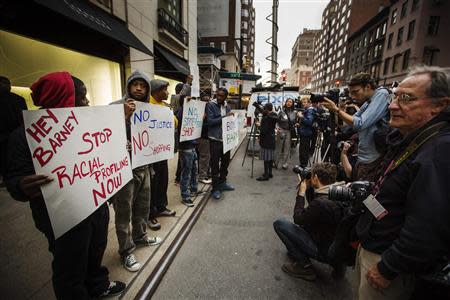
150, 160, 169, 217
209, 140, 231, 190
41, 204, 110, 299
299, 136, 312, 167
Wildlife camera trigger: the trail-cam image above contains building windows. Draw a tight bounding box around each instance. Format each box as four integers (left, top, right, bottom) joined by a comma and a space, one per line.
423, 46, 439, 65
391, 9, 398, 25
221, 42, 226, 52
402, 49, 411, 70
382, 22, 387, 35
387, 33, 393, 49
383, 57, 391, 75
401, 1, 408, 19
407, 20, 415, 40
411, 0, 419, 12
392, 54, 402, 73
397, 27, 404, 46
376, 26, 382, 39
427, 16, 440, 36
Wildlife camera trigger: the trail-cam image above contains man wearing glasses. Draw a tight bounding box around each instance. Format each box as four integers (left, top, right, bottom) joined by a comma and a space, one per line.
354, 66, 450, 299
322, 73, 390, 181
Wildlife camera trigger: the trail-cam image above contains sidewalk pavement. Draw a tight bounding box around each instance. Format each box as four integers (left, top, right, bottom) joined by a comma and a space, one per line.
0, 128, 247, 300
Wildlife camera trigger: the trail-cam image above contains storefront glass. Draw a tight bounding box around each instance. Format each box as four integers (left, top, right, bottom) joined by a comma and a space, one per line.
0, 30, 122, 108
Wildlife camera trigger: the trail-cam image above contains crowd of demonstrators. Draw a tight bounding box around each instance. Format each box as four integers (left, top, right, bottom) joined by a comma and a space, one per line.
4, 72, 126, 298
272, 66, 450, 300
110, 71, 161, 273
255, 103, 278, 181
206, 88, 235, 200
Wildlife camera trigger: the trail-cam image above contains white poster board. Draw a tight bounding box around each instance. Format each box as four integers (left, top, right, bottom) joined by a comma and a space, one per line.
189, 62, 200, 97
222, 115, 239, 154
130, 102, 175, 168
179, 99, 206, 142
23, 105, 133, 239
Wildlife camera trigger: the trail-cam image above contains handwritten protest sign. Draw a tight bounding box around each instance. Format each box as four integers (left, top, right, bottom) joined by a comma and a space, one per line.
179, 99, 206, 142
222, 115, 239, 154
23, 105, 132, 239
131, 102, 175, 168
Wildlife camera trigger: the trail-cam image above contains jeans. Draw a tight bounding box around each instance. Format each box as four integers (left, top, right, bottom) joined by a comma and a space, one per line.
273, 218, 326, 266
180, 149, 198, 199
209, 140, 231, 190
299, 135, 312, 167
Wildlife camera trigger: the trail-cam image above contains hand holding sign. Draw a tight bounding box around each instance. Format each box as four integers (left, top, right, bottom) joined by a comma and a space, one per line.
20, 175, 54, 199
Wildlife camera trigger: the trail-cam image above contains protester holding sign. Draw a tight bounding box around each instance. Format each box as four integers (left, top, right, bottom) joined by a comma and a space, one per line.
148, 80, 177, 223
206, 88, 235, 200
5, 72, 125, 299
110, 70, 162, 272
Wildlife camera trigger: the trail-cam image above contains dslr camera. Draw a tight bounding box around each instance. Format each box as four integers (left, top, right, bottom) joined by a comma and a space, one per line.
329, 181, 373, 210
310, 88, 340, 104
292, 165, 311, 180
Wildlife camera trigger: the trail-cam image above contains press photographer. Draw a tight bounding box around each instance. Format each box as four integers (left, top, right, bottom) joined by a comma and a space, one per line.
354, 66, 450, 299
273, 162, 346, 281
321, 73, 390, 181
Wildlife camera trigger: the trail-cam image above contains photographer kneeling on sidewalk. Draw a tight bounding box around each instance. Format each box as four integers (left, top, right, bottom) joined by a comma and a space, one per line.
273, 162, 346, 281
355, 66, 450, 300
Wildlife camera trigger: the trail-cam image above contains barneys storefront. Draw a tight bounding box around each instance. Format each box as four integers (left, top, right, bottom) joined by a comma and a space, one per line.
0, 0, 152, 107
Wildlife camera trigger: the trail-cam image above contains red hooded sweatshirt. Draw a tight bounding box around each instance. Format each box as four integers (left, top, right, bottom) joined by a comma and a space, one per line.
30, 72, 75, 108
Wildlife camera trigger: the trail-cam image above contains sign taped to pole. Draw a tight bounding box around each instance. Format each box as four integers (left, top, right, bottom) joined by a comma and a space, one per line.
23, 105, 133, 239
222, 115, 239, 154
179, 99, 206, 142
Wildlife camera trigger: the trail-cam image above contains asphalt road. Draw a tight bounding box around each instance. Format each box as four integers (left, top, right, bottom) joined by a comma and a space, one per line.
153, 144, 354, 300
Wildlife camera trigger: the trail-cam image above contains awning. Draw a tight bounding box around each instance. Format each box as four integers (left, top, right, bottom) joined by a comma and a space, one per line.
34, 0, 153, 56
154, 44, 190, 76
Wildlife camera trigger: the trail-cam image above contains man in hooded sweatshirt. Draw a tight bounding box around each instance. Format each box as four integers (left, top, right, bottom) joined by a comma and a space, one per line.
110, 70, 162, 273
5, 72, 125, 299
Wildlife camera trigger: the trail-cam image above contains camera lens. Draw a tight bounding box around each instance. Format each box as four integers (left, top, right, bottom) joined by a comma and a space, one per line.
329, 185, 353, 202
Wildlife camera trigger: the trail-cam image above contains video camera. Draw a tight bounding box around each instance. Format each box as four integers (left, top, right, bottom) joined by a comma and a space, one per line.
310, 88, 340, 105
252, 100, 264, 115
329, 181, 373, 211
292, 165, 311, 180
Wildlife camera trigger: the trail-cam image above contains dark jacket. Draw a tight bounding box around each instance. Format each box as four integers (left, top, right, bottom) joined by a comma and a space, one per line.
0, 92, 27, 175
294, 185, 344, 258
176, 105, 198, 150
356, 109, 450, 280
259, 111, 278, 149
205, 99, 231, 141
298, 107, 315, 137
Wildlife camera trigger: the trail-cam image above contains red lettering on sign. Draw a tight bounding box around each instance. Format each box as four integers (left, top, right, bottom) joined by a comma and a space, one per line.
78, 128, 113, 155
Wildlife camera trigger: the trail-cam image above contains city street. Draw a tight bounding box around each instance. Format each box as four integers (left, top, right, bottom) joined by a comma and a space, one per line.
154, 144, 354, 300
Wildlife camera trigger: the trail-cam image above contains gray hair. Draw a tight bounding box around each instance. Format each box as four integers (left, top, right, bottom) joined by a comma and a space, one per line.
406, 65, 450, 103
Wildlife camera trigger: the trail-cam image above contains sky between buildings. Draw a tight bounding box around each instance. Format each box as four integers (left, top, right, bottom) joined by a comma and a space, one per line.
254, 0, 329, 83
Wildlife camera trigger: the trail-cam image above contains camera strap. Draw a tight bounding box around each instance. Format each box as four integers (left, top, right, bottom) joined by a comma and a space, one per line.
373, 121, 448, 195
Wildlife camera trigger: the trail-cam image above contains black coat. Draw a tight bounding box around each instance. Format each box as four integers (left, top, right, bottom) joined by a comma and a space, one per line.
356, 109, 450, 280
258, 112, 278, 149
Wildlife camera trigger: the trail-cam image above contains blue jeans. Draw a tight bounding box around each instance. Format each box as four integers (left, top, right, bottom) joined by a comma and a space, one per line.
273, 218, 326, 266
180, 149, 198, 200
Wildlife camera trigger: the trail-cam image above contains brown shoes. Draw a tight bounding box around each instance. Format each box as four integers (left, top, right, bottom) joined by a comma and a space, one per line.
281, 262, 317, 281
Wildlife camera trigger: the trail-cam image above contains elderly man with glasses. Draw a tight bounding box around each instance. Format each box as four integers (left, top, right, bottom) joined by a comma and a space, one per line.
352, 66, 450, 300
322, 73, 390, 181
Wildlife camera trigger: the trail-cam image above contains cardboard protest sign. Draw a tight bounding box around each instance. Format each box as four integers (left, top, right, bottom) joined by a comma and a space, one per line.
222, 115, 239, 154
131, 102, 175, 168
179, 99, 206, 142
23, 105, 133, 239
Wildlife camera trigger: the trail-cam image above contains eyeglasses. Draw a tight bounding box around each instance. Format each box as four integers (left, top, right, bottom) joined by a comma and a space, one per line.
391, 93, 442, 104
349, 88, 361, 96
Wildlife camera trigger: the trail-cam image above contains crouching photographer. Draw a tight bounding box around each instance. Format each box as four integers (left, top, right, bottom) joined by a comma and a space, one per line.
273, 162, 346, 281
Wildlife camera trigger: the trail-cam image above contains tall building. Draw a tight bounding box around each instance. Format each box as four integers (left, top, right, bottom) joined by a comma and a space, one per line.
380, 0, 450, 86
197, 0, 256, 74
311, 0, 390, 92
290, 28, 320, 89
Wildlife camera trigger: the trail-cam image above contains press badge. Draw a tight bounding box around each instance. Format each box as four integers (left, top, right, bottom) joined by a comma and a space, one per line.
363, 195, 388, 220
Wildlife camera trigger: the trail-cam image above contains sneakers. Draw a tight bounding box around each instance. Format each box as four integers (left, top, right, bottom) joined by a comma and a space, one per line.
218, 182, 235, 191
135, 235, 162, 246
211, 190, 221, 199
158, 208, 176, 217
281, 262, 317, 281
122, 254, 141, 272
181, 198, 194, 207
148, 218, 161, 230
199, 177, 212, 184
190, 190, 206, 198
99, 281, 126, 298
